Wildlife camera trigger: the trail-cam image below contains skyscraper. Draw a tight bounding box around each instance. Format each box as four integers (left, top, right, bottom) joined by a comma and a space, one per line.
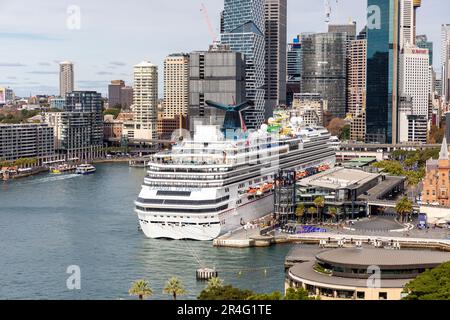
264, 0, 287, 115
441, 24, 450, 102
366, 0, 400, 144
59, 61, 74, 97
413, 0, 422, 40
400, 0, 414, 48
189, 44, 246, 131
221, 0, 266, 129
123, 61, 158, 142
108, 80, 125, 108
120, 86, 133, 109
398, 45, 430, 143
348, 38, 367, 142
44, 91, 104, 161
400, 46, 430, 116
416, 35, 433, 66
286, 36, 302, 107
328, 22, 357, 40
301, 32, 347, 119
163, 53, 190, 119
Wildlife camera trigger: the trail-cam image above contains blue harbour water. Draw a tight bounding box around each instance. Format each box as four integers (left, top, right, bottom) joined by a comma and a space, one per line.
0, 164, 292, 300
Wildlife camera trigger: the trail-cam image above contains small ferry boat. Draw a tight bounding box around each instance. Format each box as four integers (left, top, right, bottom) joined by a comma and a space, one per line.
75, 164, 96, 175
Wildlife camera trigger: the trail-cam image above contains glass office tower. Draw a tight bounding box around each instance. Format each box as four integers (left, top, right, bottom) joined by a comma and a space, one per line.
366, 0, 400, 144
221, 0, 266, 129
301, 32, 347, 119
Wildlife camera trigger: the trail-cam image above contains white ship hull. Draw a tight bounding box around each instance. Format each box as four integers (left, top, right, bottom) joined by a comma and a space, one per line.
137, 194, 274, 241
134, 122, 337, 241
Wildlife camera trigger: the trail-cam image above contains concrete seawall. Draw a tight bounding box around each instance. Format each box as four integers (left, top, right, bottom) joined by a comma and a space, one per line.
213, 231, 450, 252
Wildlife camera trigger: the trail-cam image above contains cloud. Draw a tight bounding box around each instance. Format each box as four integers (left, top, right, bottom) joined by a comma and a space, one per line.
0, 32, 63, 41
7, 76, 17, 80
97, 71, 114, 76
13, 85, 58, 97
38, 62, 52, 66
27, 71, 59, 75
0, 62, 26, 67
109, 61, 126, 66
77, 80, 109, 89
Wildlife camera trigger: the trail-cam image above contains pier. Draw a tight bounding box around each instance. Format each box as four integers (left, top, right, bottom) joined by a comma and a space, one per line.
213, 227, 450, 252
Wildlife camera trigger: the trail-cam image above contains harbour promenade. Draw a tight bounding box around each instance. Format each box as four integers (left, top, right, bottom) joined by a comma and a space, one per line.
213, 217, 450, 251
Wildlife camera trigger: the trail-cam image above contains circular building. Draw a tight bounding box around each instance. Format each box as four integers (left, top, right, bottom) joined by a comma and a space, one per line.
286, 248, 450, 300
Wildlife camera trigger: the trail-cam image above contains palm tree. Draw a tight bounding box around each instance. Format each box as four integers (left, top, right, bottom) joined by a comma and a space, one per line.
395, 196, 413, 223
295, 204, 305, 223
328, 207, 338, 223
406, 172, 422, 202
163, 277, 186, 300
307, 207, 317, 223
314, 197, 325, 222
205, 277, 224, 292
129, 279, 153, 300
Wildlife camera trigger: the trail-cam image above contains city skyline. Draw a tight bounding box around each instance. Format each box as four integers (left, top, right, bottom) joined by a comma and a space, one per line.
0, 0, 446, 97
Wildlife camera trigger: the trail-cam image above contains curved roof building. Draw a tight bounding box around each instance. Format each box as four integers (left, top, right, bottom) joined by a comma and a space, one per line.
286, 248, 450, 300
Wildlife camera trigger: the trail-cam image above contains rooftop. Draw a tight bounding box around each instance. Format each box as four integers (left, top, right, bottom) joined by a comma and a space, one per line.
289, 260, 411, 288
298, 167, 380, 189
316, 248, 450, 269
134, 61, 156, 68
343, 157, 377, 168
289, 247, 450, 288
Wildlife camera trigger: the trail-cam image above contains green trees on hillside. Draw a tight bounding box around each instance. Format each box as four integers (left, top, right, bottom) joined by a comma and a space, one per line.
403, 262, 450, 300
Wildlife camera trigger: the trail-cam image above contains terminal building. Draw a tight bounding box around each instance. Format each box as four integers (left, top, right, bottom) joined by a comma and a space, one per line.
286, 248, 450, 300
296, 167, 382, 220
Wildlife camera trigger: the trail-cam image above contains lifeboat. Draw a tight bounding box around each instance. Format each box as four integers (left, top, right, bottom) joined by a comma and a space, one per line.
263, 183, 274, 193
317, 164, 330, 172
257, 183, 274, 195
296, 171, 307, 180
247, 187, 258, 197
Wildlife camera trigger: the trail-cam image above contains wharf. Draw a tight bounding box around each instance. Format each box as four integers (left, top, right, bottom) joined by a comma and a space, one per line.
213, 228, 450, 252
1, 167, 49, 180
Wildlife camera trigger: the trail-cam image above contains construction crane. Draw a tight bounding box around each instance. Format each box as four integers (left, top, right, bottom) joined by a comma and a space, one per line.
325, 0, 331, 25
200, 3, 219, 46
325, 0, 340, 26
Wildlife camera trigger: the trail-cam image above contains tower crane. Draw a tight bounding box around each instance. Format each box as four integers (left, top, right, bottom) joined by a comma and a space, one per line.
325, 0, 331, 25
325, 0, 341, 26
200, 3, 219, 47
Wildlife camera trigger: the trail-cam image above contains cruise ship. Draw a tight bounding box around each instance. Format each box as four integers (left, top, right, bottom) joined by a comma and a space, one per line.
135, 102, 336, 240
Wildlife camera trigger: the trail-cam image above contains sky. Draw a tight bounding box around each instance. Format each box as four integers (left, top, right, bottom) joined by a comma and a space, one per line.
0, 0, 448, 98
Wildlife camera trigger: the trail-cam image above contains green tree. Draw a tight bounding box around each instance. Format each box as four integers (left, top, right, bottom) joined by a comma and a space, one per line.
314, 196, 325, 222
128, 279, 153, 300
295, 204, 305, 223
328, 207, 338, 222
205, 277, 224, 292
428, 125, 444, 144
285, 287, 315, 300
373, 160, 405, 176
395, 196, 413, 223
103, 108, 121, 118
198, 285, 255, 300
403, 262, 450, 300
391, 149, 408, 161
340, 124, 350, 141
307, 207, 317, 223
163, 277, 186, 300
247, 291, 283, 300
